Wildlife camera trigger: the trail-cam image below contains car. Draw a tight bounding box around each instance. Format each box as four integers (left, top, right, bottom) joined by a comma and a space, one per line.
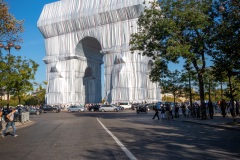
28, 108, 42, 115
111, 104, 124, 110
68, 105, 85, 112
99, 104, 119, 112
88, 105, 101, 112
136, 104, 149, 113
41, 105, 60, 113
131, 103, 140, 110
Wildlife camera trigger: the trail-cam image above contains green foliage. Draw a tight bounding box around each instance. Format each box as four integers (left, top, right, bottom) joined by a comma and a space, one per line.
0, 1, 24, 42
130, 0, 216, 119
210, 0, 240, 103
0, 54, 39, 104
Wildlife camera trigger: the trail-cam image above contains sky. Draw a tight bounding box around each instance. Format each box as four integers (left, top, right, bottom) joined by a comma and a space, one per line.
4, 0, 59, 87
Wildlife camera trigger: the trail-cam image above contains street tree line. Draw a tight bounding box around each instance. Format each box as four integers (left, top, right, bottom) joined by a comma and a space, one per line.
0, 1, 43, 107
130, 0, 240, 119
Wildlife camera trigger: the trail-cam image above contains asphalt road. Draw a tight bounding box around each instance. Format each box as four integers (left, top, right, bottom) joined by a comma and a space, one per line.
0, 110, 239, 160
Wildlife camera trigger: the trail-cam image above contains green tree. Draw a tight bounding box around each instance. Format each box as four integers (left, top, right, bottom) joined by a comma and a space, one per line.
12, 57, 39, 104
0, 55, 39, 105
210, 0, 240, 119
0, 1, 24, 42
160, 70, 184, 106
130, 0, 215, 119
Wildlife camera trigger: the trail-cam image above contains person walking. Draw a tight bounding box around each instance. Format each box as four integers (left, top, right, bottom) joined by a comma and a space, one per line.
175, 104, 179, 118
220, 99, 227, 118
1, 107, 18, 138
152, 106, 159, 120
165, 104, 171, 120
160, 105, 165, 120
208, 100, 214, 119
181, 103, 187, 118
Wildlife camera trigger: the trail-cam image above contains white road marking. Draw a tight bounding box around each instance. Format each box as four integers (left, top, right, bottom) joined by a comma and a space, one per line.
97, 118, 137, 160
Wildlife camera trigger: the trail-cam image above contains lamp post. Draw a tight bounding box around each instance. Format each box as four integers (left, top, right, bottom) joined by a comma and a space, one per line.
0, 41, 21, 109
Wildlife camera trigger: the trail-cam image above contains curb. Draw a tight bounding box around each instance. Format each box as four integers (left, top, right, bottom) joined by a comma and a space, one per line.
182, 120, 240, 131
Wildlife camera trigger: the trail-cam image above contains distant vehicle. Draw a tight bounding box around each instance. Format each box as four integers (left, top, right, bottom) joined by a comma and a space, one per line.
99, 104, 119, 112
136, 104, 149, 113
88, 105, 101, 112
131, 103, 140, 110
28, 108, 42, 115
111, 104, 124, 110
117, 102, 131, 109
68, 106, 85, 112
41, 105, 60, 113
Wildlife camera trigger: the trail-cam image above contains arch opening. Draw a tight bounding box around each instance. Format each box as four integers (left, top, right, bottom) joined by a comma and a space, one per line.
75, 37, 103, 104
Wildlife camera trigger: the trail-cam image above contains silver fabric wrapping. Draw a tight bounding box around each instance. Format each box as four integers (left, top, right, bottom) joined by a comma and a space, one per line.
37, 0, 161, 105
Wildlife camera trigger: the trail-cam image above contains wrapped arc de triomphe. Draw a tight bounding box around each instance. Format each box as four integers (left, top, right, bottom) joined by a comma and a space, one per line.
37, 0, 161, 106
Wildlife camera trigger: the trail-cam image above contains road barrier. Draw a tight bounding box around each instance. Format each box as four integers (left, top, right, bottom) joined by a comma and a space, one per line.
20, 112, 30, 124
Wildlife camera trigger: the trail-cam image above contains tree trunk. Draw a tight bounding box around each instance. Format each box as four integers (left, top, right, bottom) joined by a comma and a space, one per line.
18, 95, 21, 105
198, 74, 207, 120
228, 76, 235, 123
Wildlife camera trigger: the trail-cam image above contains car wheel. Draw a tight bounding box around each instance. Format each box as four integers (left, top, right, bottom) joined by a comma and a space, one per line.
91, 109, 94, 112
101, 109, 105, 112
68, 110, 71, 112
36, 111, 40, 115
78, 110, 81, 112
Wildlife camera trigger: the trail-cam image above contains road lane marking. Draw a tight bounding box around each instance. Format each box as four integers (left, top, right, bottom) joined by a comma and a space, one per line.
97, 118, 137, 160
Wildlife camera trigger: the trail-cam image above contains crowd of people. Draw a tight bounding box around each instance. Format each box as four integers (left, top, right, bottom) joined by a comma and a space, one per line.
152, 100, 240, 121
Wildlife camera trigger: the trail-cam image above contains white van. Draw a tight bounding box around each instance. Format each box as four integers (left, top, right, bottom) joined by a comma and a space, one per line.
117, 102, 131, 109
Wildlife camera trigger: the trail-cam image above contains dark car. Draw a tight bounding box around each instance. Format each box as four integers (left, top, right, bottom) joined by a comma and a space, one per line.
136, 104, 149, 113
41, 105, 60, 113
28, 108, 42, 115
88, 105, 100, 112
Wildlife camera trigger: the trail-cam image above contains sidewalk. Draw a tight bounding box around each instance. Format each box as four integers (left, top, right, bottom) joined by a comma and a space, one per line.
174, 113, 240, 131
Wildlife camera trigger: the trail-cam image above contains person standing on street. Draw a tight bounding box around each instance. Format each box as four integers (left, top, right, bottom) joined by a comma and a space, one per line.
152, 105, 159, 120
208, 100, 214, 119
220, 99, 227, 118
1, 107, 18, 138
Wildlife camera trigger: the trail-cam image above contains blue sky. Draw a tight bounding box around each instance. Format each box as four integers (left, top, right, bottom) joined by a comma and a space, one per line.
4, 0, 59, 86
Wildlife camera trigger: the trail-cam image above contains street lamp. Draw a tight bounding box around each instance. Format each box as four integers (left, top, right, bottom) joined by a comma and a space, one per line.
0, 41, 21, 109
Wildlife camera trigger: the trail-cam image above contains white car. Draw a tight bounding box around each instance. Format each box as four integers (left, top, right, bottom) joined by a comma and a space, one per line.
99, 105, 119, 112
68, 106, 85, 112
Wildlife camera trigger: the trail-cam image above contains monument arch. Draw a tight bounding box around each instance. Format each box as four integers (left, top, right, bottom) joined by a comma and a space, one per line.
38, 0, 161, 106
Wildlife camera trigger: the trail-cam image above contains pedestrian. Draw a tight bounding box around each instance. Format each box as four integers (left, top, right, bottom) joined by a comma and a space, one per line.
208, 100, 214, 119
165, 104, 171, 120
1, 107, 18, 138
175, 104, 179, 118
220, 99, 227, 118
152, 106, 159, 120
160, 105, 165, 120
170, 105, 174, 119
181, 103, 186, 118
196, 103, 200, 118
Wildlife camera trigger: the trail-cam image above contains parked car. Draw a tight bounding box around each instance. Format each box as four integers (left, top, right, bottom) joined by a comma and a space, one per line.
88, 105, 101, 112
28, 108, 42, 115
68, 105, 85, 112
111, 104, 124, 110
41, 105, 60, 113
99, 104, 119, 112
